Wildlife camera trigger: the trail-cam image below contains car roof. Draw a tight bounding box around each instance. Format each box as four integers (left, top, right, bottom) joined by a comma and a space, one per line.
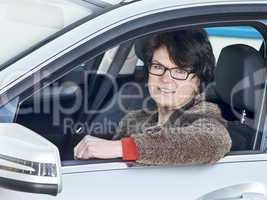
103, 0, 267, 6
85, 0, 267, 12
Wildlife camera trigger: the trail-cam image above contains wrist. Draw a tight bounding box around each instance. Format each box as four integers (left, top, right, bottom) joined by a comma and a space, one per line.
111, 140, 122, 158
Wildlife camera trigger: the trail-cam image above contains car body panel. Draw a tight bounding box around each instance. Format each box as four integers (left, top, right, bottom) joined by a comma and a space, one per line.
2, 154, 267, 199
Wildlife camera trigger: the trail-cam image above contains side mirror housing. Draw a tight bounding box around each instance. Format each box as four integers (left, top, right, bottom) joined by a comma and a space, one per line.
0, 123, 62, 196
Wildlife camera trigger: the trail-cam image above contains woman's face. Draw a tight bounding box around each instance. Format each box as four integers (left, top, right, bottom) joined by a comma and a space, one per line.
148, 45, 200, 109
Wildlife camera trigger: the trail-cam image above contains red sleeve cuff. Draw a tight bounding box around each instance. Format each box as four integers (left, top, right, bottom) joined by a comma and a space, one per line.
121, 137, 138, 161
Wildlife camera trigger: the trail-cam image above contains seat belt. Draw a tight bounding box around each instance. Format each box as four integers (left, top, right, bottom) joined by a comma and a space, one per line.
80, 53, 105, 109
75, 41, 134, 135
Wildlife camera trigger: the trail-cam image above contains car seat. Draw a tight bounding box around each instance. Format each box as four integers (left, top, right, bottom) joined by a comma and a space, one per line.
212, 44, 267, 150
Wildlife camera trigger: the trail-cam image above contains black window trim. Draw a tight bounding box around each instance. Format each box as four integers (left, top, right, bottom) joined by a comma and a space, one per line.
259, 79, 267, 151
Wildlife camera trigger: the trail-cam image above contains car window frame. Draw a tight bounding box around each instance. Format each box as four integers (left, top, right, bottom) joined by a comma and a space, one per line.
260, 79, 267, 151
2, 3, 267, 167
254, 78, 267, 150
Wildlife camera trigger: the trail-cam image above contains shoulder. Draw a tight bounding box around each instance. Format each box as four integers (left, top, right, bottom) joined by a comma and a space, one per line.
114, 109, 153, 139
124, 109, 151, 119
184, 94, 226, 124
119, 109, 152, 125
191, 94, 222, 114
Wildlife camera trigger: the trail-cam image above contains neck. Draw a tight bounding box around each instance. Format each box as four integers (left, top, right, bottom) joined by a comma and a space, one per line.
157, 106, 175, 125
157, 95, 197, 125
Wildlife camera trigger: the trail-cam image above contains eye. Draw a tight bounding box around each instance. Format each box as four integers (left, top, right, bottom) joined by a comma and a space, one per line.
173, 68, 187, 74
151, 64, 164, 70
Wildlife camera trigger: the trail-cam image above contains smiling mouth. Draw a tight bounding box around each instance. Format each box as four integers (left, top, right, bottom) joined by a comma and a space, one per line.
158, 87, 176, 94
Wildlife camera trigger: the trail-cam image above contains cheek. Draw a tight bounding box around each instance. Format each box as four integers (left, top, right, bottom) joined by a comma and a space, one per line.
179, 79, 199, 92
175, 80, 198, 98
148, 75, 159, 93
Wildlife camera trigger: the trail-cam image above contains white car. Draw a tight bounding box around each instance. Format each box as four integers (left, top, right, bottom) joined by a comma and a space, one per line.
0, 0, 267, 199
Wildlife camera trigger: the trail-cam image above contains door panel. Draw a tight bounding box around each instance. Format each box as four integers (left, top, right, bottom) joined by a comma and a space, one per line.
2, 155, 267, 200
59, 159, 267, 199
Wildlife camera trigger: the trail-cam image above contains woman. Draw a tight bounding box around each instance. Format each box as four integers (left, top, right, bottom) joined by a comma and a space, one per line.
74, 29, 232, 165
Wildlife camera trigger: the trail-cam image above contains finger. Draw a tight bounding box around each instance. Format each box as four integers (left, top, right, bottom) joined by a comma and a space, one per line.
74, 138, 84, 154
74, 143, 83, 158
74, 140, 87, 158
74, 136, 89, 156
76, 142, 88, 158
80, 146, 93, 159
75, 144, 87, 159
84, 135, 100, 142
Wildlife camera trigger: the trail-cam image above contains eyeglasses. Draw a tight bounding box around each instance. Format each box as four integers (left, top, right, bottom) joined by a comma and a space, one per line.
148, 62, 193, 80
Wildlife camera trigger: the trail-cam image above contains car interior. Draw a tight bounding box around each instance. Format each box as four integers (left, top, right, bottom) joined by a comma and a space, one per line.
14, 26, 267, 161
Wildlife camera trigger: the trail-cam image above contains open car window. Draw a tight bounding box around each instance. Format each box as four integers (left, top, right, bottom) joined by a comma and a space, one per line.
13, 25, 267, 163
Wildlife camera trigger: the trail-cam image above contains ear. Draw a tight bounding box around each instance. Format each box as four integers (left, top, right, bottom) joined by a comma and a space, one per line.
191, 75, 201, 93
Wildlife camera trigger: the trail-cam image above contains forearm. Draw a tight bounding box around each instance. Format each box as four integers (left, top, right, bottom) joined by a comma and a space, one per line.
129, 118, 231, 165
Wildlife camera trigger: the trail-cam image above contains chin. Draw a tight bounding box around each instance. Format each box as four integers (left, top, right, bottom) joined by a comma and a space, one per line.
156, 99, 180, 109
156, 96, 192, 109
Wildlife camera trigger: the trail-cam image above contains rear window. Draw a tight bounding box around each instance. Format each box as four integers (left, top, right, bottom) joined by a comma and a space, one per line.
0, 0, 93, 66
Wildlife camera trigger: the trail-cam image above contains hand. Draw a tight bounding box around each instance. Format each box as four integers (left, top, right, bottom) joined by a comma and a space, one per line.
74, 135, 122, 160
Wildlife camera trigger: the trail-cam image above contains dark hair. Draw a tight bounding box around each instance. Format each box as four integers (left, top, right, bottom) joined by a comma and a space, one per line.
144, 29, 215, 90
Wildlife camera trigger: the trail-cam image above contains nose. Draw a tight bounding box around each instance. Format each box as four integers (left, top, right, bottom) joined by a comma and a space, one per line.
160, 69, 172, 83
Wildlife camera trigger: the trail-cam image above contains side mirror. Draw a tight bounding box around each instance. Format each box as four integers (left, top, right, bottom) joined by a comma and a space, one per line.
0, 123, 62, 196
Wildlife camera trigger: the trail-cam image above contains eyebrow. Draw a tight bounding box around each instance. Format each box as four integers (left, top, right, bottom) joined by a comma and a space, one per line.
151, 59, 180, 69
151, 59, 164, 66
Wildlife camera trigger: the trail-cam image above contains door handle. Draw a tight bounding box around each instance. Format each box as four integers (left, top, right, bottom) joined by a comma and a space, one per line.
197, 183, 267, 200
241, 192, 267, 199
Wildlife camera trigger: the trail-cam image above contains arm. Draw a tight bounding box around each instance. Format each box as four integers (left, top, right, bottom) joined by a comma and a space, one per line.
128, 117, 232, 165
74, 110, 144, 160
74, 108, 231, 165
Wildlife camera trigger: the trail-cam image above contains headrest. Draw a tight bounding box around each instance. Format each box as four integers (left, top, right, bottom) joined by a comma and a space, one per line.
134, 36, 150, 82
215, 44, 266, 114
134, 36, 149, 62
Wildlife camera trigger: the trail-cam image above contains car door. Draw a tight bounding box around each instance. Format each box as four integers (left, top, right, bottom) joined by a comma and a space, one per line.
1, 1, 267, 200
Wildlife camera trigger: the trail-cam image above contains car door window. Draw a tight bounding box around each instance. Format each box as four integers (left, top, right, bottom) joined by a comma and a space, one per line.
12, 24, 267, 164
0, 97, 19, 123
14, 43, 135, 160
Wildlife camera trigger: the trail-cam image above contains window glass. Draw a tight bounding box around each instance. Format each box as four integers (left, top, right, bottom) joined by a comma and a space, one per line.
0, 97, 19, 123
0, 0, 93, 66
